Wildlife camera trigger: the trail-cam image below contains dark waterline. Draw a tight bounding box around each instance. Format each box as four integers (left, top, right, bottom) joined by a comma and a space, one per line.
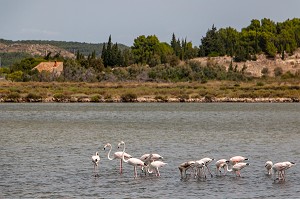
0, 103, 299, 198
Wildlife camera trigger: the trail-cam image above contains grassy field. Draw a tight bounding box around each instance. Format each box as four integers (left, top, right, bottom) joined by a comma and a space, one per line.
0, 79, 299, 102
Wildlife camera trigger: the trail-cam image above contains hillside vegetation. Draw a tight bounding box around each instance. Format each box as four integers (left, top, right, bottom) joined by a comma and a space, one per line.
0, 18, 300, 102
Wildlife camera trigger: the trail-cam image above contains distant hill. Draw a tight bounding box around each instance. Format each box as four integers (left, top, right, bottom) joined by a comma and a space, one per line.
0, 39, 129, 67
0, 39, 128, 56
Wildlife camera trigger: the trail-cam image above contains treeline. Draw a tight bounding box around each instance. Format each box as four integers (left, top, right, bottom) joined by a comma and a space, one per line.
200, 18, 300, 61
1, 18, 300, 83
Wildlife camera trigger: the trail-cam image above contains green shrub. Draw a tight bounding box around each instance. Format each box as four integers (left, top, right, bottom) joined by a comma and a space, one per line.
120, 93, 137, 102
53, 93, 70, 101
25, 93, 42, 101
6, 92, 20, 100
154, 95, 168, 102
91, 95, 101, 102
256, 82, 264, 86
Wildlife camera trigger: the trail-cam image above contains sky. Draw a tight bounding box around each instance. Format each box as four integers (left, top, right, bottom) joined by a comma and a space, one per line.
1, 0, 300, 46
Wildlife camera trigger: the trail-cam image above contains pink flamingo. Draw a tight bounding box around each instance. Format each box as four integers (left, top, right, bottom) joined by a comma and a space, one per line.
265, 161, 273, 175
118, 141, 147, 178
140, 153, 163, 162
194, 160, 205, 178
141, 153, 164, 174
104, 143, 132, 174
226, 162, 250, 177
272, 161, 296, 181
178, 161, 196, 179
229, 156, 248, 165
215, 159, 230, 175
147, 160, 167, 176
92, 152, 100, 175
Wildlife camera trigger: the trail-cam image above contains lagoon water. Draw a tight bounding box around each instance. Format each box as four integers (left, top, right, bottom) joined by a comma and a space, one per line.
0, 103, 300, 198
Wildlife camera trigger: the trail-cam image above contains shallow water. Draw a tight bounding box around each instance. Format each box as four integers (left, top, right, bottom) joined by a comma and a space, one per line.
0, 103, 299, 198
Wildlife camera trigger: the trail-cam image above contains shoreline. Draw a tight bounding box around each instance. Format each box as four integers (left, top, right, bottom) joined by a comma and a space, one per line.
1, 96, 299, 103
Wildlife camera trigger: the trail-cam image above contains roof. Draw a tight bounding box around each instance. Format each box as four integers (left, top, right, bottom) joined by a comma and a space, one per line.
33, 61, 63, 75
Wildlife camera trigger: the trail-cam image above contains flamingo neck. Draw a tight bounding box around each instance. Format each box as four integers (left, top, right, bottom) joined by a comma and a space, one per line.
107, 145, 113, 160
225, 164, 233, 172
121, 142, 129, 163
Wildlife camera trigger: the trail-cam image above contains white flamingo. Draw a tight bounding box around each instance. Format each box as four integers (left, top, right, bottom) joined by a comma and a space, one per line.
272, 161, 296, 181
199, 157, 214, 178
215, 159, 230, 175
104, 143, 132, 174
178, 161, 196, 179
118, 141, 147, 178
265, 161, 273, 175
92, 152, 100, 175
147, 160, 167, 177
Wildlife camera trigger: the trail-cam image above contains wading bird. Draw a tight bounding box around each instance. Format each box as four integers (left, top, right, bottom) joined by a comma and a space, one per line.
272, 161, 296, 181
265, 161, 273, 175
147, 160, 167, 177
215, 159, 230, 176
199, 157, 214, 178
226, 162, 250, 177
178, 161, 196, 179
194, 160, 205, 178
92, 152, 100, 175
229, 156, 248, 165
118, 141, 147, 178
104, 143, 132, 174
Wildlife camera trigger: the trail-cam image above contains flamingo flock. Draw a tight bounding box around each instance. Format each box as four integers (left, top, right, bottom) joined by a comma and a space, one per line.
92, 142, 296, 182
92, 141, 167, 178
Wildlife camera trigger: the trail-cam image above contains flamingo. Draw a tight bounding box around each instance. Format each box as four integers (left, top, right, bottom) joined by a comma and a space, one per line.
140, 153, 163, 162
141, 153, 164, 174
104, 143, 132, 174
147, 160, 167, 177
194, 160, 205, 178
215, 159, 230, 175
92, 152, 100, 175
226, 162, 250, 177
229, 156, 248, 165
272, 161, 296, 181
199, 157, 214, 178
265, 161, 273, 175
178, 161, 196, 179
118, 141, 147, 178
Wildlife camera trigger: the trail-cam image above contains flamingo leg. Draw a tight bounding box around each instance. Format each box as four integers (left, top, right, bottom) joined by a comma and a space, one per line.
158, 169, 161, 176
134, 166, 137, 178
206, 165, 213, 177
120, 159, 122, 174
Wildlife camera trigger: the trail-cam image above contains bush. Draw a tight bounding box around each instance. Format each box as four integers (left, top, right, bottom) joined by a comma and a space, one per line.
53, 93, 70, 101
256, 82, 264, 86
120, 93, 137, 102
25, 93, 42, 102
90, 95, 101, 102
154, 95, 168, 102
6, 92, 20, 100
274, 67, 283, 77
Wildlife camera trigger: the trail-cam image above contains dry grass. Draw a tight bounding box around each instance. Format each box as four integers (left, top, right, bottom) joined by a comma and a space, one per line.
0, 80, 299, 101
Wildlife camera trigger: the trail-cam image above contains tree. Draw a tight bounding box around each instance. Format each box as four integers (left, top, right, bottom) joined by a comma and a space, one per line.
101, 35, 124, 67
200, 24, 225, 57
218, 27, 239, 56
131, 35, 161, 66
171, 33, 181, 57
